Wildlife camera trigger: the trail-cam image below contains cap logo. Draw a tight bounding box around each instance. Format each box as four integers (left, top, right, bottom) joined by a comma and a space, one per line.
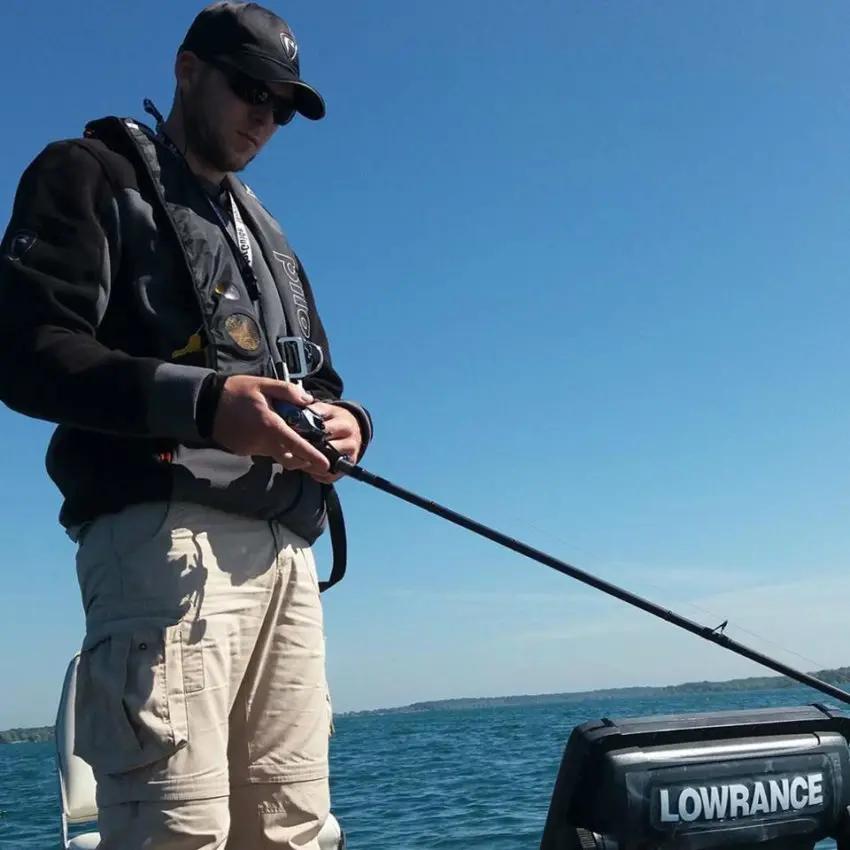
280, 32, 298, 63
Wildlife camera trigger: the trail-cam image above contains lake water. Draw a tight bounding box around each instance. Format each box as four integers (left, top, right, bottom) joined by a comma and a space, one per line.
0, 686, 843, 849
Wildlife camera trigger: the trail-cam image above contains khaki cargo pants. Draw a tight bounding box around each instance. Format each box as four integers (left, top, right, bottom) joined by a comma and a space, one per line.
72, 500, 334, 849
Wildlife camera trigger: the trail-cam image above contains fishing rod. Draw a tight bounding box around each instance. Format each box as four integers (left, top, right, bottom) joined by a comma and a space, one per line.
276, 388, 850, 709
330, 455, 850, 708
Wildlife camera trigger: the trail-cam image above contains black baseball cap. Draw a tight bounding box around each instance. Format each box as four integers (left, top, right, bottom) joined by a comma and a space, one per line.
179, 1, 326, 121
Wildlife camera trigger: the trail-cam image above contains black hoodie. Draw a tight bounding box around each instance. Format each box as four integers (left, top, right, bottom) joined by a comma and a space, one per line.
0, 132, 372, 535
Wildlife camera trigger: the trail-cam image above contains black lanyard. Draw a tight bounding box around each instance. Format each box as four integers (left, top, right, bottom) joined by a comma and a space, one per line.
140, 101, 300, 380
150, 116, 260, 300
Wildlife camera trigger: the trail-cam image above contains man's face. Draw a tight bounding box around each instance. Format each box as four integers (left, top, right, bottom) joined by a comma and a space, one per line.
180, 55, 296, 174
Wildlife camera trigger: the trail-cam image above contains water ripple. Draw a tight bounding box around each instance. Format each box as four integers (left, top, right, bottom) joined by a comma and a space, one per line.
1, 689, 842, 849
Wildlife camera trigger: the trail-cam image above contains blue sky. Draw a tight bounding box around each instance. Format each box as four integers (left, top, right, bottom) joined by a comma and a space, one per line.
1, 0, 848, 729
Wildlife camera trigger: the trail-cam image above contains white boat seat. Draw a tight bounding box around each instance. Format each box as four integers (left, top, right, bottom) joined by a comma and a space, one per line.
55, 653, 101, 850
54, 652, 345, 849
67, 834, 101, 850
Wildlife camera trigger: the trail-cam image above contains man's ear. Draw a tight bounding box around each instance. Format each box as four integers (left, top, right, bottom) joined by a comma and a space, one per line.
174, 50, 203, 96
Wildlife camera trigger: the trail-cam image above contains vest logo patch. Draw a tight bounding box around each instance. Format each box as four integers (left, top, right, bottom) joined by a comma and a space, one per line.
6, 230, 37, 261
272, 251, 311, 338
224, 313, 262, 352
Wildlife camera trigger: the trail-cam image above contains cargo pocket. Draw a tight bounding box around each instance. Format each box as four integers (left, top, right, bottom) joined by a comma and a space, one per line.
74, 623, 191, 777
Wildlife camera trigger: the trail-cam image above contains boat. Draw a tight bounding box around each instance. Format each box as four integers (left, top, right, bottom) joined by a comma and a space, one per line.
54, 653, 345, 849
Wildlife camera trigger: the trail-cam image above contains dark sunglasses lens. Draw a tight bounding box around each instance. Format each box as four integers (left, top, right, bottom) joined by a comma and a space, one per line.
274, 104, 296, 125
223, 70, 258, 102
222, 67, 296, 124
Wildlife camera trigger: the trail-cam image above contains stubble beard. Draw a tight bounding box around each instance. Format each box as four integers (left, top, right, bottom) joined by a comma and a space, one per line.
183, 96, 254, 175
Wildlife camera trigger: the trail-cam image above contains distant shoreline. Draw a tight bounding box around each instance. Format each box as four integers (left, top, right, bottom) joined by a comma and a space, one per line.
4, 665, 849, 742
337, 665, 850, 718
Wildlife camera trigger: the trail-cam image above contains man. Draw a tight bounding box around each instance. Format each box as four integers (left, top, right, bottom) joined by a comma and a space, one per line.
0, 2, 371, 848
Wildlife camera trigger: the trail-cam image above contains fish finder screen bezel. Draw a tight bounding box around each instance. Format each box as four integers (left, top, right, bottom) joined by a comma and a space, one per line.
540, 704, 850, 850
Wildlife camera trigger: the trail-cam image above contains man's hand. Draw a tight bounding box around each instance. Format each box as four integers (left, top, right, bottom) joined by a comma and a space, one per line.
304, 401, 363, 484
211, 375, 331, 476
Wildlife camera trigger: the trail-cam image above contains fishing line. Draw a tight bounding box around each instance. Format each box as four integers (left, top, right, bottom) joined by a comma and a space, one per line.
328, 455, 850, 707
499, 515, 829, 674
390, 459, 826, 675
366, 469, 829, 675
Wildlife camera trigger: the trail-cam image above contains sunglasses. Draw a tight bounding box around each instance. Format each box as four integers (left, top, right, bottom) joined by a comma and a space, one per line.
212, 62, 297, 126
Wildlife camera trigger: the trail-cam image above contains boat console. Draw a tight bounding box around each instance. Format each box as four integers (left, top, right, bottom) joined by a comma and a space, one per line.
540, 703, 850, 850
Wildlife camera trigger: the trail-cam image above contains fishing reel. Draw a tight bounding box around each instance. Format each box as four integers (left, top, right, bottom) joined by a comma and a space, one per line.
276, 397, 327, 443
271, 336, 347, 469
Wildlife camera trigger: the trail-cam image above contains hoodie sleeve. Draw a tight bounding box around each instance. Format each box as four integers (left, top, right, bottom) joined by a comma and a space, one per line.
0, 139, 215, 442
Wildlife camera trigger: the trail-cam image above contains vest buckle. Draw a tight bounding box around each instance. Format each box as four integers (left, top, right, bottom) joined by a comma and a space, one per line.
276, 336, 324, 381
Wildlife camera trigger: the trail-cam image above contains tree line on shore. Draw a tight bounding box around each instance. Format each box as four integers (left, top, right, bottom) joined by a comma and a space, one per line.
5, 666, 850, 738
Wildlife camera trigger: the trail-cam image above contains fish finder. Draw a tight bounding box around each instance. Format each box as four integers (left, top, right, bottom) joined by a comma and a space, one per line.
539, 703, 850, 850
